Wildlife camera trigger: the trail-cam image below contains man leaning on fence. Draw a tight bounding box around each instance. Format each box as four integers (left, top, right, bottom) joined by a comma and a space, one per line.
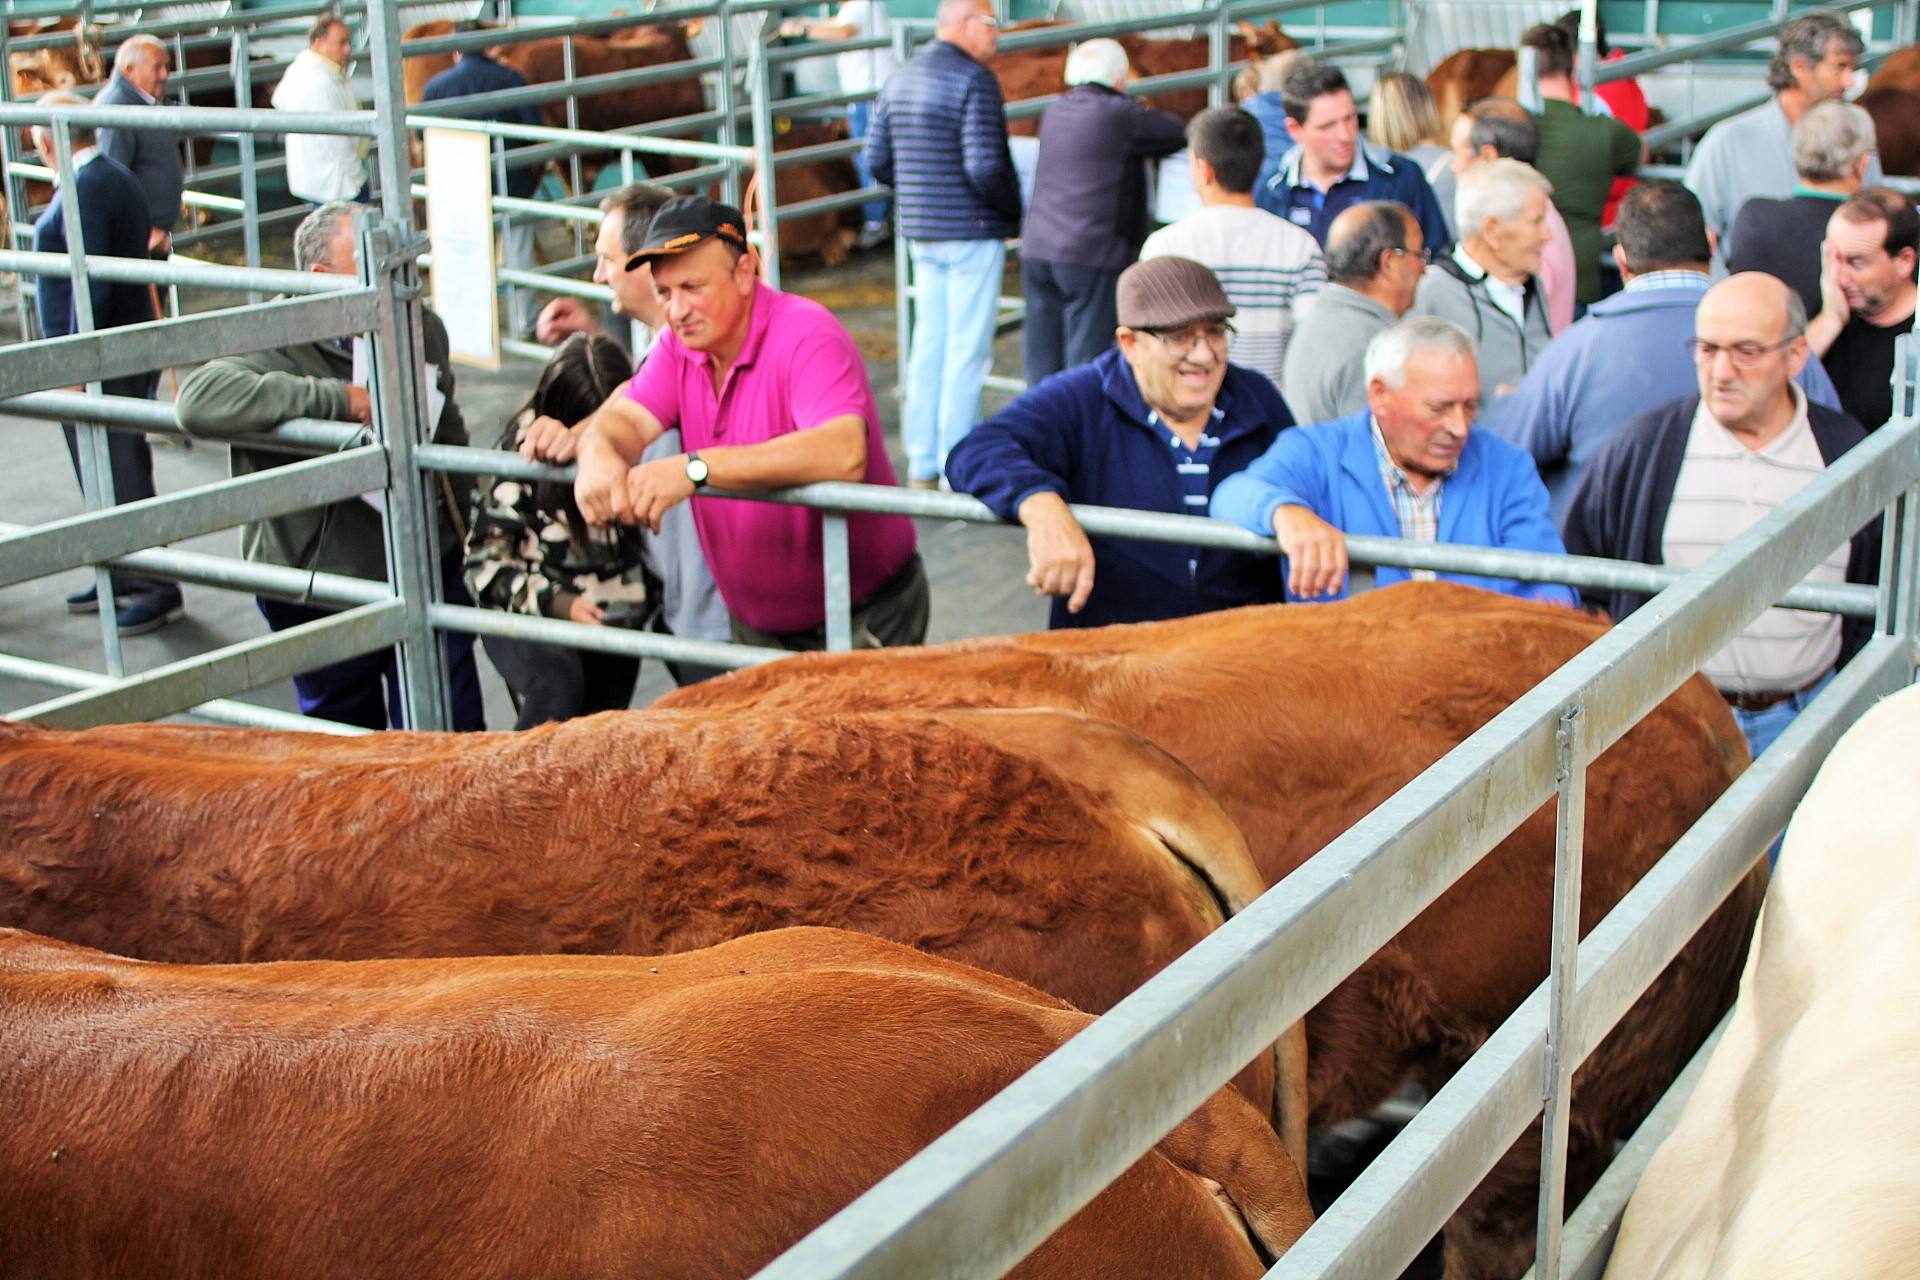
556, 196, 926, 652
864, 0, 1021, 488
945, 256, 1294, 630
175, 201, 485, 731
33, 91, 185, 637
1563, 272, 1878, 761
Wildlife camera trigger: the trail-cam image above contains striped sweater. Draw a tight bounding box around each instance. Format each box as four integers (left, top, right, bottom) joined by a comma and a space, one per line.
866, 40, 1021, 241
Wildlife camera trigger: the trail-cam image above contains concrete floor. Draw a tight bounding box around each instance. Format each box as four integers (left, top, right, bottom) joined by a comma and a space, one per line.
0, 239, 1045, 725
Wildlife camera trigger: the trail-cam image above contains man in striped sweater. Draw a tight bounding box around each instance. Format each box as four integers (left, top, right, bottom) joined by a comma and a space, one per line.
866, 0, 1022, 487
1141, 105, 1326, 401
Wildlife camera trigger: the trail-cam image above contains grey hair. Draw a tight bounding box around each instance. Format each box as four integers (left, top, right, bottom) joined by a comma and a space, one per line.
935, 0, 986, 29
113, 34, 166, 74
29, 90, 95, 150
1363, 316, 1478, 390
1768, 10, 1862, 93
294, 200, 362, 272
1325, 200, 1414, 286
1256, 50, 1303, 94
1793, 100, 1876, 182
1784, 286, 1809, 341
1456, 157, 1552, 241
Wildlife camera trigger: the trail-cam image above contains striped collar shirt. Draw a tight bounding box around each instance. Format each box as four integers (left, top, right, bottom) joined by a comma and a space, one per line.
1157, 407, 1227, 585
1625, 269, 1711, 295
1370, 414, 1449, 579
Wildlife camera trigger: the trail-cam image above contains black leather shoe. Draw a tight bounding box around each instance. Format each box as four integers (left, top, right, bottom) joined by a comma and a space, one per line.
116, 590, 185, 637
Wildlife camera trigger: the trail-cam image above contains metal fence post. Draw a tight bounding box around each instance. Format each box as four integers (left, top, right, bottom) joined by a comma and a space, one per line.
363, 0, 450, 732
748, 13, 783, 292
1535, 703, 1591, 1280
1880, 336, 1920, 662
52, 118, 130, 677
232, 25, 263, 300
1209, 1, 1231, 107
719, 0, 743, 208
1, 21, 36, 342
823, 511, 853, 651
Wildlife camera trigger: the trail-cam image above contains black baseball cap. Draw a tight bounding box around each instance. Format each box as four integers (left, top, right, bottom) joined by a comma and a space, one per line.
625, 195, 750, 271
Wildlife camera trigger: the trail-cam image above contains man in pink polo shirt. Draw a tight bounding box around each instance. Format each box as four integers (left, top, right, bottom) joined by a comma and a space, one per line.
560, 196, 926, 650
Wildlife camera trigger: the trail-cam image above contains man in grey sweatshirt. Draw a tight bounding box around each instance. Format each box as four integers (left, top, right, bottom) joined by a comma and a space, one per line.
1282, 200, 1427, 424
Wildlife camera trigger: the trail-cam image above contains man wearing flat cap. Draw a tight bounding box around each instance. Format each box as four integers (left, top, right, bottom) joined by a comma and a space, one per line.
552, 195, 927, 651
944, 255, 1296, 628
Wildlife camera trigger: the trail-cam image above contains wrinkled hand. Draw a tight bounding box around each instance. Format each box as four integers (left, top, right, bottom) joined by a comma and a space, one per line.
1818, 238, 1851, 325
147, 227, 171, 254
1018, 491, 1096, 614
624, 454, 696, 534
1272, 504, 1348, 600
567, 595, 604, 626
574, 432, 637, 526
519, 414, 580, 463
344, 384, 374, 425
535, 297, 599, 346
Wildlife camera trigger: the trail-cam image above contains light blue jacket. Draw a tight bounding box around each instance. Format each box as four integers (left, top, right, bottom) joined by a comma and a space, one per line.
1479, 278, 1844, 521
1210, 410, 1579, 606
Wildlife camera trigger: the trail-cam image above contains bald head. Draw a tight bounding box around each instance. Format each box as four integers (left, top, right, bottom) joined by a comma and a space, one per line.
1700, 272, 1805, 344
1694, 272, 1810, 442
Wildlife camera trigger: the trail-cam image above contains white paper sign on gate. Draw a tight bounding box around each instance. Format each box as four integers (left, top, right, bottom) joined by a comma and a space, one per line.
423, 126, 500, 370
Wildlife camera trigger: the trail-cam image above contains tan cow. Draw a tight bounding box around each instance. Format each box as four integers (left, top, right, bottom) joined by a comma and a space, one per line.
1, 925, 1313, 1278
1603, 683, 1920, 1280
657, 581, 1767, 1280
0, 705, 1304, 1163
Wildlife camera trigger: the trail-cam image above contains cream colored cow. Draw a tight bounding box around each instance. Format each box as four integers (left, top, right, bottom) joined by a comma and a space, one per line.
1605, 682, 1920, 1280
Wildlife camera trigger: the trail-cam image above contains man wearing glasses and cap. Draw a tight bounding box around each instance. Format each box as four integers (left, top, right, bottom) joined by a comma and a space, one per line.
944, 256, 1296, 629
550, 195, 926, 652
1563, 272, 1878, 761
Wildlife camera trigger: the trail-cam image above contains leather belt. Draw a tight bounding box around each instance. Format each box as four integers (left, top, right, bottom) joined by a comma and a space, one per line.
1721, 671, 1827, 713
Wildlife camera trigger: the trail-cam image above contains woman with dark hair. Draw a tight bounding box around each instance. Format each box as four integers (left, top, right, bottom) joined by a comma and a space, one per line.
465, 334, 652, 728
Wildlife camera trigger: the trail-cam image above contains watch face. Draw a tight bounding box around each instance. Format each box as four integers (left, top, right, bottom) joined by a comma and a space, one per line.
686, 456, 709, 485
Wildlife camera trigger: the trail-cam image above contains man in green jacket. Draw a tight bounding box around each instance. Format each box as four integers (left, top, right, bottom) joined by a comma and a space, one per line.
176, 200, 484, 730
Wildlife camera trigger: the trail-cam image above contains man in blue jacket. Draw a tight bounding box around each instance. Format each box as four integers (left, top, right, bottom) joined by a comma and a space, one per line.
1255, 59, 1450, 255
866, 0, 1021, 487
33, 92, 184, 635
1482, 179, 1843, 522
1212, 315, 1576, 606
946, 256, 1295, 628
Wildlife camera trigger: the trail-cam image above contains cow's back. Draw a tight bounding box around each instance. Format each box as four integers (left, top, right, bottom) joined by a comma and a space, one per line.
1604, 685, 1920, 1280
1, 926, 1308, 1278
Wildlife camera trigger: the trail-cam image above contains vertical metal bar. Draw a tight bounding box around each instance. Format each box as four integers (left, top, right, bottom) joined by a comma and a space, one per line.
823, 510, 853, 652
362, 6, 451, 732
1517, 44, 1542, 112
1, 21, 36, 341
1535, 703, 1590, 1280
563, 36, 583, 201
1209, 3, 1230, 108
174, 33, 197, 183
893, 197, 912, 404
719, 0, 742, 208
233, 26, 262, 298
53, 119, 128, 677
1577, 0, 1600, 115
748, 15, 782, 291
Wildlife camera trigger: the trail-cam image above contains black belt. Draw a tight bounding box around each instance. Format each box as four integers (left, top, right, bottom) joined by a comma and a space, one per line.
1721, 671, 1827, 713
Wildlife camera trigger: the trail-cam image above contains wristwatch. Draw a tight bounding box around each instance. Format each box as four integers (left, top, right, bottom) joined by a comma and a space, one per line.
685, 452, 710, 489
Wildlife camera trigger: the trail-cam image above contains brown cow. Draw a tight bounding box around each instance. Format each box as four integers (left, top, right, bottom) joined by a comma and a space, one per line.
1, 925, 1314, 1278
656, 581, 1767, 1280
0, 705, 1305, 1163
1859, 85, 1920, 176
990, 20, 1297, 136
1425, 47, 1520, 125
8, 18, 104, 97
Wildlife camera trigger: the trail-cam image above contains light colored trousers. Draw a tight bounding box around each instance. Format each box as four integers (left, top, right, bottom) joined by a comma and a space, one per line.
905, 237, 1004, 484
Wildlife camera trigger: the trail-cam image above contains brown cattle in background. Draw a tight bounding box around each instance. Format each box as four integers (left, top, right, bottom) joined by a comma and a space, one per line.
0, 705, 1306, 1163
657, 581, 1766, 1280
8, 18, 104, 97
990, 20, 1297, 136
1425, 47, 1520, 124
1859, 85, 1920, 175
2, 926, 1313, 1279
1867, 43, 1920, 93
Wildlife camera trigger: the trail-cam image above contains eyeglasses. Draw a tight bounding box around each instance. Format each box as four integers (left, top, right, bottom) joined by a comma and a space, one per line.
1387, 246, 1433, 264
1140, 322, 1234, 358
969, 12, 1000, 26
1683, 337, 1797, 368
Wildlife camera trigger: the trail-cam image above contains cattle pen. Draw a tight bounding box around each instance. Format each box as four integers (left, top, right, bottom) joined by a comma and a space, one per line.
3, 1, 1920, 1278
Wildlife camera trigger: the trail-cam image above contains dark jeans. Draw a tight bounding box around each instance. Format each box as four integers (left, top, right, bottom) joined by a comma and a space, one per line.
256, 552, 485, 731
483, 632, 640, 730
1021, 257, 1122, 385
730, 553, 930, 652
60, 370, 171, 600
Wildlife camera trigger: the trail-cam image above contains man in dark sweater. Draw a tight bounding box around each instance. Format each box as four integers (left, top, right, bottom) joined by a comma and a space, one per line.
1725, 99, 1875, 318
866, 0, 1021, 487
1020, 37, 1186, 383
1564, 272, 1876, 761
1806, 187, 1918, 432
946, 256, 1294, 628
94, 36, 184, 255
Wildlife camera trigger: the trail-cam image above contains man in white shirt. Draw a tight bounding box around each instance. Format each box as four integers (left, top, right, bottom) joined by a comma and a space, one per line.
271, 13, 369, 205
1563, 272, 1880, 761
1140, 106, 1325, 397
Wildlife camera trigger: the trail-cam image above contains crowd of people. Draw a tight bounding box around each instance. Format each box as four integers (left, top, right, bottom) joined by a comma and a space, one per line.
31, 2, 1914, 760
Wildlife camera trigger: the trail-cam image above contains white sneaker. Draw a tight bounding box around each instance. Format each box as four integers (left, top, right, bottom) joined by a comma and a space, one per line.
857, 221, 891, 251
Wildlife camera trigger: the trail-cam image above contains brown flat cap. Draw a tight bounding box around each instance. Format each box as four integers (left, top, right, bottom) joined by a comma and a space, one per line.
1116, 256, 1237, 331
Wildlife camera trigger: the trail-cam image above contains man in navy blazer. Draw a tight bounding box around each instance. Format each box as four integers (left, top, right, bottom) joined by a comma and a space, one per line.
94, 35, 184, 253
1212, 314, 1576, 606
32, 92, 184, 633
